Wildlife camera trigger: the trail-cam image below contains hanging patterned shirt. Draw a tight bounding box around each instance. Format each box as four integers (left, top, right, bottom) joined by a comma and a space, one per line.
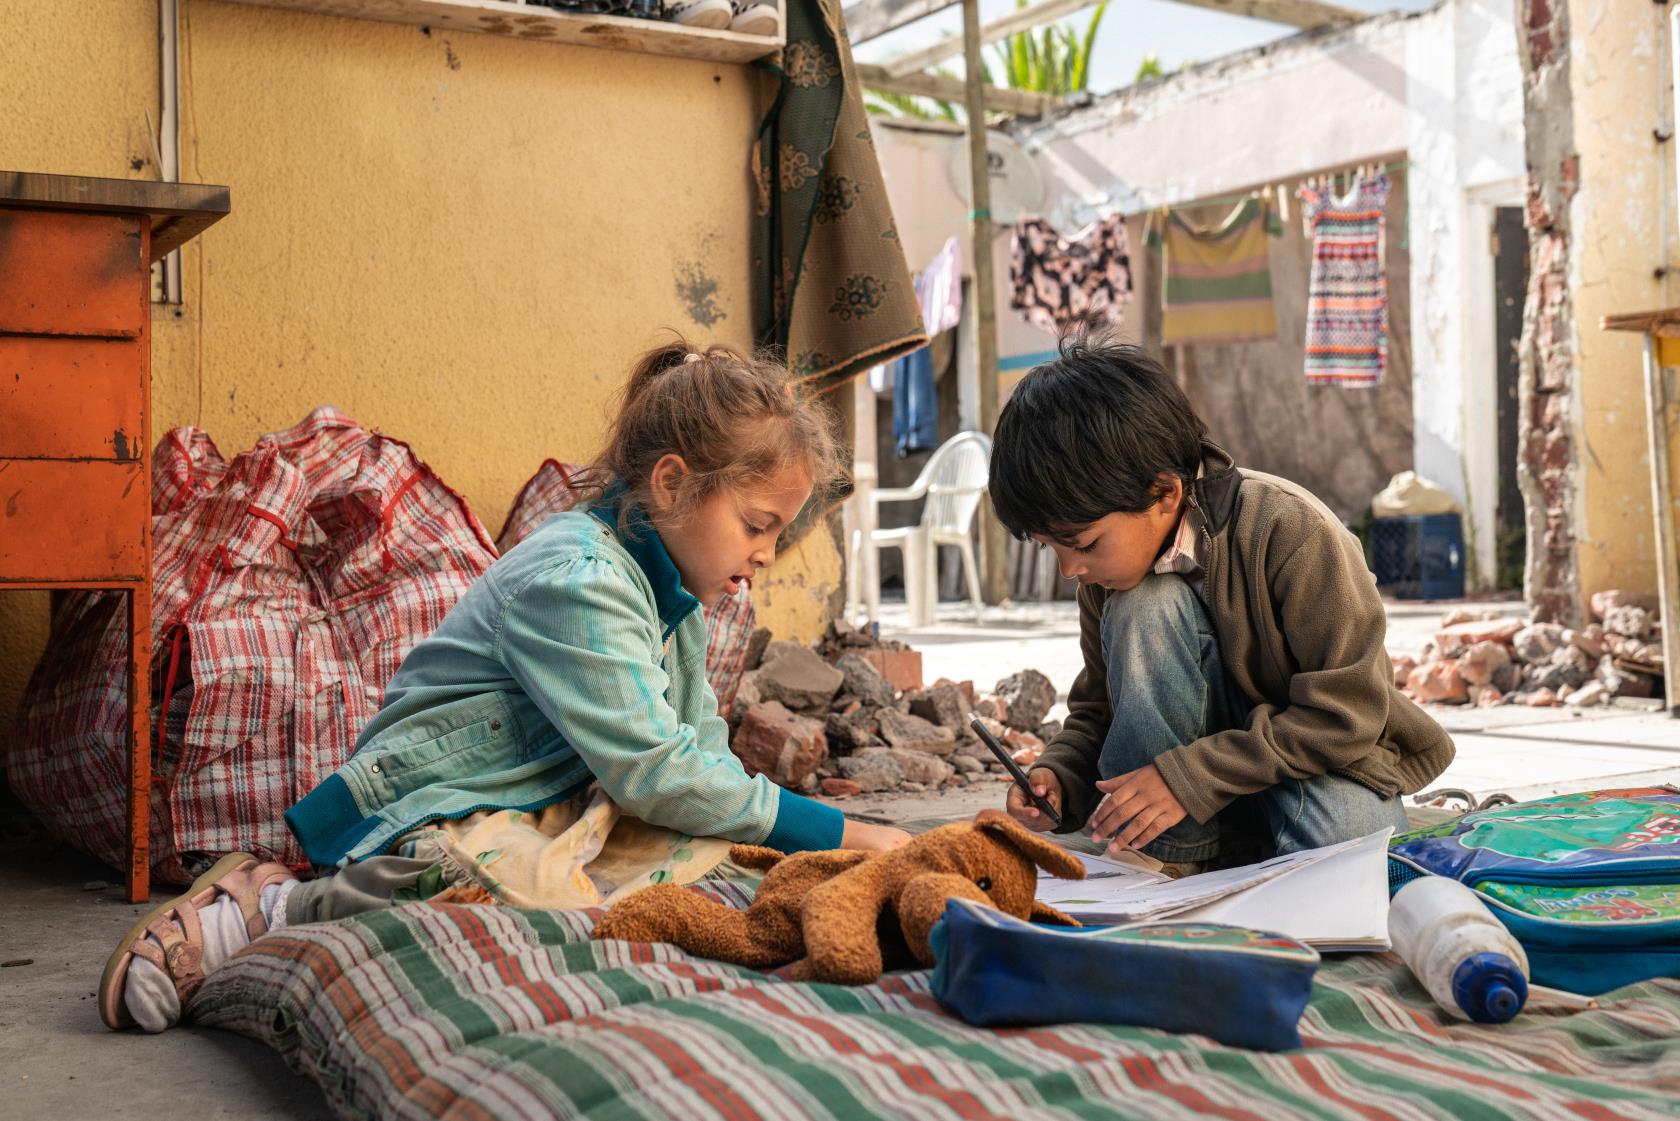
1009, 212, 1133, 335
1298, 173, 1391, 388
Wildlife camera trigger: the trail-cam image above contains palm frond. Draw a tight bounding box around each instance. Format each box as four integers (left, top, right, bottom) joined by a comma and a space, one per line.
1071, 0, 1108, 92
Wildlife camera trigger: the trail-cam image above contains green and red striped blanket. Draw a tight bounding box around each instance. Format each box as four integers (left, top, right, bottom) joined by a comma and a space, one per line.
188, 896, 1680, 1121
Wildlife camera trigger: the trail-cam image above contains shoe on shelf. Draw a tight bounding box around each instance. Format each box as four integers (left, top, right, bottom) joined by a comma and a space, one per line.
664, 0, 732, 29
729, 1, 780, 36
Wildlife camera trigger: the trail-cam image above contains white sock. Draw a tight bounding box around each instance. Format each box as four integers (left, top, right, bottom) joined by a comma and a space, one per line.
264, 878, 297, 931
123, 878, 295, 1032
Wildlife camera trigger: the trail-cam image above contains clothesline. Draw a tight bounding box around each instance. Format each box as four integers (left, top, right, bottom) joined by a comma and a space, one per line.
1050, 155, 1412, 232
1001, 156, 1400, 391
1154, 156, 1409, 224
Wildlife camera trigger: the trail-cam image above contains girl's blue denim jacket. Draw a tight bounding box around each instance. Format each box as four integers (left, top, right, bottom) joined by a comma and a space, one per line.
285, 498, 843, 867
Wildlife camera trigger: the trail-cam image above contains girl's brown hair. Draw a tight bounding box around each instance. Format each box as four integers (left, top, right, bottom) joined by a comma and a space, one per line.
572, 338, 842, 532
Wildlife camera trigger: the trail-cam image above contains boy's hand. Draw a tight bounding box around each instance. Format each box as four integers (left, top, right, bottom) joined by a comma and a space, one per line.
1089, 764, 1186, 852
1005, 767, 1063, 832
841, 819, 912, 852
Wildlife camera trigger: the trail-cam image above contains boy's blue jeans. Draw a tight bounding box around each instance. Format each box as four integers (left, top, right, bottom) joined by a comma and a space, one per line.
1096, 574, 1408, 864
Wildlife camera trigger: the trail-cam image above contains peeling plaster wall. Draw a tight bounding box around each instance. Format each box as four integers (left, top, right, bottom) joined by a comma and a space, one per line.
1568, 1, 1675, 611
0, 0, 837, 742
1405, 0, 1525, 591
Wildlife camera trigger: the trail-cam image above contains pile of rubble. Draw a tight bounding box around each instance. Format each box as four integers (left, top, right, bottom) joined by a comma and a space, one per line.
727, 620, 1063, 798
1394, 591, 1665, 709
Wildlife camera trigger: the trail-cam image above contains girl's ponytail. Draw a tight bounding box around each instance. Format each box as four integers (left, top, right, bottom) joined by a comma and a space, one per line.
573, 335, 840, 530
622, 342, 694, 406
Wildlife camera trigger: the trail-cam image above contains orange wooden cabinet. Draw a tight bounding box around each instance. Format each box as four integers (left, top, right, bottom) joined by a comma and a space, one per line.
0, 172, 228, 902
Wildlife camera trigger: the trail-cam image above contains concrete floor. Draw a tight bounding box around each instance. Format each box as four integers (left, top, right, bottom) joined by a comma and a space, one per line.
0, 840, 332, 1120
4, 596, 1676, 1119
877, 596, 1680, 804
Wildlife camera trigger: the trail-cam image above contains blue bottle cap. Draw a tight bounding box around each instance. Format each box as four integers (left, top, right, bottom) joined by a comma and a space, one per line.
1451, 952, 1528, 1024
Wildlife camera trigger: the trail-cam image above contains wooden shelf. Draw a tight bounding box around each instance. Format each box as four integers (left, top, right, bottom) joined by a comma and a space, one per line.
0, 172, 229, 260
221, 0, 784, 64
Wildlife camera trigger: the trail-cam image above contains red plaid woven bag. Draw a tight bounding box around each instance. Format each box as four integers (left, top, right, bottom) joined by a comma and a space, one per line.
8, 409, 495, 881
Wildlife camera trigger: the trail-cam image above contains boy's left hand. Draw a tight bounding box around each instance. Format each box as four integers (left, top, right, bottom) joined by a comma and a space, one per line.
1089, 765, 1187, 852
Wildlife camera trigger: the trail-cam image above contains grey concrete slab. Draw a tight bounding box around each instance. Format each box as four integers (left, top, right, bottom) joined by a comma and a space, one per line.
5, 596, 1671, 1121
0, 841, 331, 1121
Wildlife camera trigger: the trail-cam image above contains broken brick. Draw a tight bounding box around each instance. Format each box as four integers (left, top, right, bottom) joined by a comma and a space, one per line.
731, 702, 827, 787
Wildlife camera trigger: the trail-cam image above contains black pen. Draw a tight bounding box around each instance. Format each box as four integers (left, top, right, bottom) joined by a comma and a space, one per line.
967, 712, 1062, 828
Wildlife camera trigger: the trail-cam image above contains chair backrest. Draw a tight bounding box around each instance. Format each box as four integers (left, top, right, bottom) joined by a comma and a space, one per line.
918, 430, 992, 535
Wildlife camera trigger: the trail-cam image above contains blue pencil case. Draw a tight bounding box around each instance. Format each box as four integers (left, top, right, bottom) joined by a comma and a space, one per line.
1389, 786, 1680, 995
928, 898, 1320, 1051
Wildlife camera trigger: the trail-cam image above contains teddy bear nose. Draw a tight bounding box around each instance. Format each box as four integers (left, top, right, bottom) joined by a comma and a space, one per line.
976, 877, 992, 892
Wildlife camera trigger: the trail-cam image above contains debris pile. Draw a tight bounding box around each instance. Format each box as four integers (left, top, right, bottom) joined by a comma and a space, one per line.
1394, 592, 1665, 709
729, 620, 1064, 797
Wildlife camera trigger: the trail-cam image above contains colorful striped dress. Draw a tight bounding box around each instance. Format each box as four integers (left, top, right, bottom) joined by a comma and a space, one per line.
1298, 173, 1391, 388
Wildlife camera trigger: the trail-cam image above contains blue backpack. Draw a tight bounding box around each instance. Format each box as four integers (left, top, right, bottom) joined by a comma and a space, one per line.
1388, 786, 1680, 995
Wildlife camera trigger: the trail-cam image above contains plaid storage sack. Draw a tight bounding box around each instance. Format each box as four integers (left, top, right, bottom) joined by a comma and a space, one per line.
497, 459, 759, 719
1388, 786, 1680, 996
8, 408, 496, 883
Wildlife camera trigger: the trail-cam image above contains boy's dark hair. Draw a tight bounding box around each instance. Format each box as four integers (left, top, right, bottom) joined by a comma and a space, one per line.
989, 324, 1208, 545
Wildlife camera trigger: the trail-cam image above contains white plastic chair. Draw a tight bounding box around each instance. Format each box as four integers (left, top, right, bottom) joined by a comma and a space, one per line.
849, 430, 991, 626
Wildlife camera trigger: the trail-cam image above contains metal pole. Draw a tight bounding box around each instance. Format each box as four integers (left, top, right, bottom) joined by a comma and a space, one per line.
158, 0, 182, 304
1640, 335, 1680, 715
962, 0, 1009, 605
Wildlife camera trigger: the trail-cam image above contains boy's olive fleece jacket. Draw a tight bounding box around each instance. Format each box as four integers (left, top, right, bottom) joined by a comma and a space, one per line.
1036, 441, 1455, 832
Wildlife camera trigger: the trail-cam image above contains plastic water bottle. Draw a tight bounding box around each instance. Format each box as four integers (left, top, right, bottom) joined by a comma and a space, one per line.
1389, 876, 1530, 1023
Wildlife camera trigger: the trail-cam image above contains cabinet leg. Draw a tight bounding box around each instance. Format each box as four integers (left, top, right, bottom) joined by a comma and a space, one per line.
127, 585, 151, 903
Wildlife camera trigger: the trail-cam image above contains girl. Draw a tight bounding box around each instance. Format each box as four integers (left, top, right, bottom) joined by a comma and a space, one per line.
103, 340, 910, 1032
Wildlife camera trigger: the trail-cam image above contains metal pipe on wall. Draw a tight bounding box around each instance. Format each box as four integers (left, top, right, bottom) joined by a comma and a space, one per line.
158, 0, 183, 304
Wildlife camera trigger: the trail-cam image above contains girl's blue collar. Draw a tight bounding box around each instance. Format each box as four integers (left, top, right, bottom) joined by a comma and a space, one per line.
587, 484, 701, 639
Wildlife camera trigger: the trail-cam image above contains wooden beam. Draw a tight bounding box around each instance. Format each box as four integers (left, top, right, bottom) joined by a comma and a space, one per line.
1604, 307, 1680, 335
884, 0, 1096, 79
844, 0, 1358, 48
843, 0, 959, 45
1162, 0, 1362, 31
1637, 335, 1680, 714
960, 0, 1009, 606
856, 63, 1059, 117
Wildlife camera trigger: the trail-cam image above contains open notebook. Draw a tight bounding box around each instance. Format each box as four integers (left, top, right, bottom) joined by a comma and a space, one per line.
1040, 829, 1394, 952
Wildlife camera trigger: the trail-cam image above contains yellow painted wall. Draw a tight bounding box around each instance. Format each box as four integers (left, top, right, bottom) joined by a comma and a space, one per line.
0, 0, 162, 731
0, 0, 839, 739
1572, 2, 1678, 606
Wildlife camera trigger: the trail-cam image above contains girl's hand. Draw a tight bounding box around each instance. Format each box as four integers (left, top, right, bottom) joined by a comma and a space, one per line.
1005, 767, 1063, 832
841, 819, 912, 852
1089, 764, 1186, 852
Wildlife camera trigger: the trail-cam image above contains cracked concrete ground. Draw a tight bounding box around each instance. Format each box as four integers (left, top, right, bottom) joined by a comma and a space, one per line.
4, 598, 1674, 1119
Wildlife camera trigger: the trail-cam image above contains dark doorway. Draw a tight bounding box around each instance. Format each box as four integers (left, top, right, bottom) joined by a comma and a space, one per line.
1493, 206, 1529, 591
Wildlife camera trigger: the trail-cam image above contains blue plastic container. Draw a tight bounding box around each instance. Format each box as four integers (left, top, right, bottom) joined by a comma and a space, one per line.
1369, 513, 1465, 600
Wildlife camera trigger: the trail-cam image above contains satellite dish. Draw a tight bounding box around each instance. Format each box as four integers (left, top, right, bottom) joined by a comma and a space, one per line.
946, 130, 1044, 224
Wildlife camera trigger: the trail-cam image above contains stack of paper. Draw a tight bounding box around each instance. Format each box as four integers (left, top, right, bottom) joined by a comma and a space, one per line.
1038, 829, 1394, 951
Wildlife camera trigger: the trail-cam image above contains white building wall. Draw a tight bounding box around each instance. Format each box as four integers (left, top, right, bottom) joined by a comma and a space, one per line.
1017, 14, 1413, 227
1405, 0, 1526, 591
871, 0, 1525, 589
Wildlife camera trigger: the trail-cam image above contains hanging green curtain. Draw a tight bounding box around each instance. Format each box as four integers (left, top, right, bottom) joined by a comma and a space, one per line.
752, 0, 927, 549
751, 0, 927, 398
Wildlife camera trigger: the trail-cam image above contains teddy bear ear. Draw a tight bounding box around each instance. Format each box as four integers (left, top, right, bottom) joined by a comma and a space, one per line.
976, 812, 1086, 880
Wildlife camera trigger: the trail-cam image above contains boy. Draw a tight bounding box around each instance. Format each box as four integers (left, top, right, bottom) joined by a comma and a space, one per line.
994, 329, 1454, 871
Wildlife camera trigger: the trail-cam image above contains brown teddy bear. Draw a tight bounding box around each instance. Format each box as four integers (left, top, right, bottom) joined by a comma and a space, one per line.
591, 810, 1086, 985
